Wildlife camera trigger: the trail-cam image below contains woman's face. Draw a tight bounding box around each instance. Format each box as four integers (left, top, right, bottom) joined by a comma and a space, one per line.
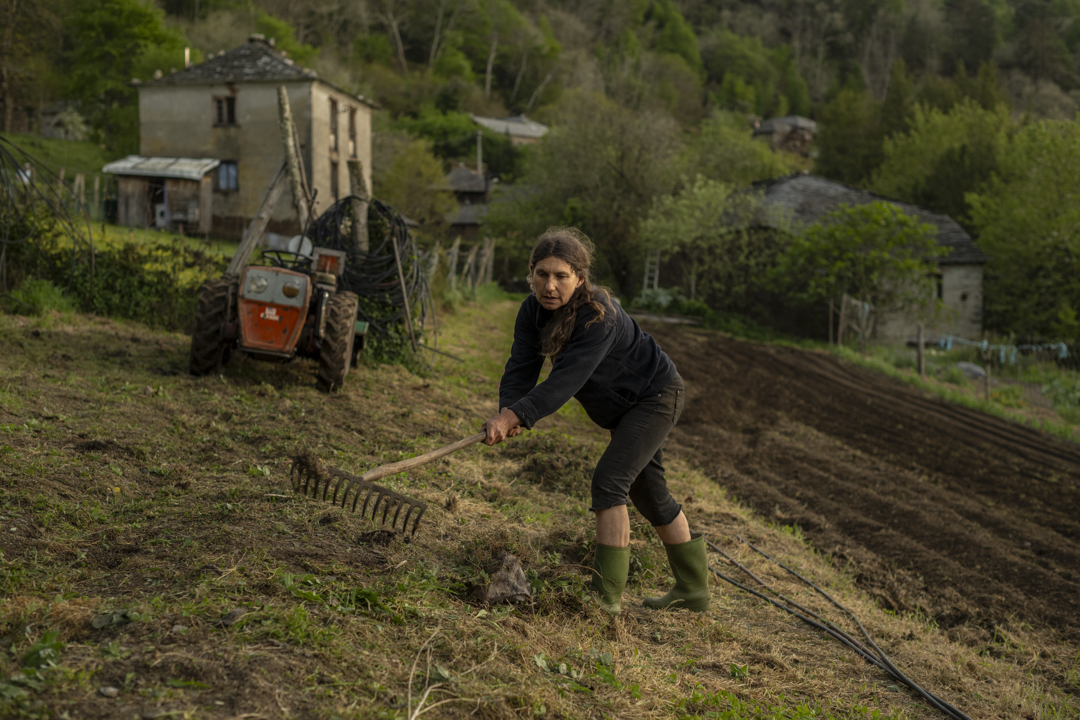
531, 256, 585, 310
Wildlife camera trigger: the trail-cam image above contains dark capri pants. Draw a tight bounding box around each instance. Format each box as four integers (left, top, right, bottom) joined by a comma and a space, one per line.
589, 374, 685, 527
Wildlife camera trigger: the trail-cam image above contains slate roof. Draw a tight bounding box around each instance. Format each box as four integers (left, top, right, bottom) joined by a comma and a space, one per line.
754, 115, 817, 135
102, 155, 220, 181
754, 173, 989, 265
470, 114, 548, 139
142, 36, 375, 107
442, 164, 487, 194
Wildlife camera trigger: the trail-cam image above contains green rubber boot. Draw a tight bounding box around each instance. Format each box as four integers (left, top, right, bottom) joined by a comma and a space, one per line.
591, 544, 630, 615
643, 533, 711, 612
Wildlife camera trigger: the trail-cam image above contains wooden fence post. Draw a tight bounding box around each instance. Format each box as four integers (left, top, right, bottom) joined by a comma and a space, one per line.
447, 238, 461, 292
837, 294, 847, 346
483, 237, 495, 284
462, 243, 479, 292
917, 322, 925, 377
828, 298, 834, 345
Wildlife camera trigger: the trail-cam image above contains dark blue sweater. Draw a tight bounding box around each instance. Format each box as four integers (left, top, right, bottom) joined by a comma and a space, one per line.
499, 294, 678, 430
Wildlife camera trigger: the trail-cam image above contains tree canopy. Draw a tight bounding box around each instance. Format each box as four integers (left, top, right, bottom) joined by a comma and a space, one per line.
967, 120, 1080, 339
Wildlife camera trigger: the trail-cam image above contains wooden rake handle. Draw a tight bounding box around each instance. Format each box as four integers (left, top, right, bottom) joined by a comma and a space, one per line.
359, 432, 486, 484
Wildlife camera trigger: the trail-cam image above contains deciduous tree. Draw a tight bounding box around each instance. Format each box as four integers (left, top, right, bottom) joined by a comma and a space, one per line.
638, 175, 765, 310
488, 90, 682, 295
772, 202, 944, 350
967, 120, 1080, 339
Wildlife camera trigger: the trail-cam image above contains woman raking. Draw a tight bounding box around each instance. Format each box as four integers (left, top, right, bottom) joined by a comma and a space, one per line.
481, 227, 710, 615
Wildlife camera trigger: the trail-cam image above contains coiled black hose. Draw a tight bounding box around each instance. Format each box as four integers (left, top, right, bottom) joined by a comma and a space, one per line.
306, 196, 433, 345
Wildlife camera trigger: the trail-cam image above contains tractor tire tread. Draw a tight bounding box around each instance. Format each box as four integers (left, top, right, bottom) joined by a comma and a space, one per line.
317, 290, 359, 392
189, 275, 237, 376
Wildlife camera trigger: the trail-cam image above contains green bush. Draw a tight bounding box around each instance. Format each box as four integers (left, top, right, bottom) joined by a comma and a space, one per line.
5, 279, 76, 315
4, 211, 226, 330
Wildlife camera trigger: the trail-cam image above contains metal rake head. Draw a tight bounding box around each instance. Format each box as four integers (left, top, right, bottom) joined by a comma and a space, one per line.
290, 455, 428, 537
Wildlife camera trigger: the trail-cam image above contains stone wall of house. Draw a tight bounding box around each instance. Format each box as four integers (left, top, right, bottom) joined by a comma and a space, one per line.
309, 84, 373, 212
875, 264, 984, 342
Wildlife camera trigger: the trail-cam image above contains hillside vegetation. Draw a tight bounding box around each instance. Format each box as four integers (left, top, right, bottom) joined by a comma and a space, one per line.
5, 0, 1080, 342
0, 300, 1077, 719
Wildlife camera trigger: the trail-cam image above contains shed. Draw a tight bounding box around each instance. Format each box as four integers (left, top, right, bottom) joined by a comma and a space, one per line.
103, 156, 220, 233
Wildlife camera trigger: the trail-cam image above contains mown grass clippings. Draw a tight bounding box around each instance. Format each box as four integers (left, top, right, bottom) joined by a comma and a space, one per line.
0, 304, 1075, 719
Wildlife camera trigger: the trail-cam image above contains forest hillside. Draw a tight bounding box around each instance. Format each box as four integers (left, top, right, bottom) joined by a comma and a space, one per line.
4, 0, 1080, 339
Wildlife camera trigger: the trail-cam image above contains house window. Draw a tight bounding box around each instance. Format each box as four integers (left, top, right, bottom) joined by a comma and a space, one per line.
934, 273, 944, 300
348, 107, 357, 158
218, 161, 238, 191
329, 98, 338, 152
330, 160, 339, 201
214, 96, 237, 126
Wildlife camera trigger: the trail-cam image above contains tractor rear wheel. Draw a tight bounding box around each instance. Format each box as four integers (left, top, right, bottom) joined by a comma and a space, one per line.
189, 275, 237, 376
317, 290, 359, 392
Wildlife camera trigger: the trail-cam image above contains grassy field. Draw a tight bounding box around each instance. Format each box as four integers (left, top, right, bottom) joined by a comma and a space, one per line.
0, 299, 1075, 719
2, 133, 117, 179
828, 342, 1080, 442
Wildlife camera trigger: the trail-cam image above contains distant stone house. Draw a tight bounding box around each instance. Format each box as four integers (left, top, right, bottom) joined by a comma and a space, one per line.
440, 163, 488, 238
755, 173, 989, 341
128, 34, 375, 238
753, 115, 817, 157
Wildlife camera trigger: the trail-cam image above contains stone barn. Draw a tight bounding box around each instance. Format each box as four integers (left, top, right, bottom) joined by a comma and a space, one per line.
130, 34, 376, 238
756, 173, 988, 341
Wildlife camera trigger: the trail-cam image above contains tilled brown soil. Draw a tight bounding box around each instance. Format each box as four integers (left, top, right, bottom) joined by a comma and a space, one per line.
646, 324, 1080, 644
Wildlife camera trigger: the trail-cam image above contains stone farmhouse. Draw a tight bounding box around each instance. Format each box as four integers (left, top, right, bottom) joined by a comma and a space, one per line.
109, 35, 375, 238
755, 173, 988, 342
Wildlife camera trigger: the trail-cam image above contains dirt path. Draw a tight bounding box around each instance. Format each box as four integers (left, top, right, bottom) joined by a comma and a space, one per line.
645, 323, 1080, 643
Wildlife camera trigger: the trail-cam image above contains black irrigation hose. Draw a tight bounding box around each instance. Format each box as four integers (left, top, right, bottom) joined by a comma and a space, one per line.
306, 196, 435, 350
733, 536, 973, 720
704, 535, 972, 720
706, 538, 879, 660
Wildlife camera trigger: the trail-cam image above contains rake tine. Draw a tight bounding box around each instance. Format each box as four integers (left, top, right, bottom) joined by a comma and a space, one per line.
400, 503, 422, 536
350, 482, 371, 513
388, 497, 406, 531
339, 478, 358, 510
359, 485, 380, 517
388, 498, 406, 533
409, 505, 427, 536
380, 493, 396, 526
329, 471, 349, 504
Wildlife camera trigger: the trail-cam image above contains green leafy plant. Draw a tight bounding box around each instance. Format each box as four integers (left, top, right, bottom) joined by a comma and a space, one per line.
772, 202, 945, 351
4, 279, 76, 315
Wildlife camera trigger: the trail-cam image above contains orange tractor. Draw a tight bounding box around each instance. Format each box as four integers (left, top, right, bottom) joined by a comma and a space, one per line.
188, 241, 366, 392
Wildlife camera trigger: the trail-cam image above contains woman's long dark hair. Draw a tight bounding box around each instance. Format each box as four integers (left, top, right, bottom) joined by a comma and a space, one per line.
530, 227, 613, 358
